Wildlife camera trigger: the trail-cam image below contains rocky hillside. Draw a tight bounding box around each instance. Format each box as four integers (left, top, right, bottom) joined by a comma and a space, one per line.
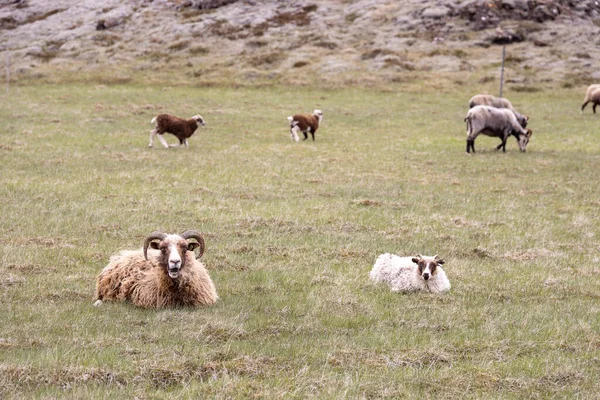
1, 0, 599, 88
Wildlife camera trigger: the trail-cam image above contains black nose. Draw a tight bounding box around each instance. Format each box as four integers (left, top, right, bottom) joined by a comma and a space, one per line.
423, 273, 430, 280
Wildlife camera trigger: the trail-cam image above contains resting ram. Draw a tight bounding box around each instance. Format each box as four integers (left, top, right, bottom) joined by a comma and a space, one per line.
581, 84, 600, 113
465, 105, 532, 153
370, 254, 450, 293
469, 94, 528, 128
94, 230, 218, 308
287, 109, 323, 141
149, 114, 205, 148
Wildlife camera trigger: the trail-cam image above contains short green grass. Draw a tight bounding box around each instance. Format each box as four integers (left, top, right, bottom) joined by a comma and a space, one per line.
0, 83, 599, 398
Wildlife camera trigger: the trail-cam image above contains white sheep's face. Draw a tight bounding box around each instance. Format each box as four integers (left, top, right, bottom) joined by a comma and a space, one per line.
517, 129, 533, 152
411, 255, 445, 281
151, 235, 190, 278
192, 115, 206, 126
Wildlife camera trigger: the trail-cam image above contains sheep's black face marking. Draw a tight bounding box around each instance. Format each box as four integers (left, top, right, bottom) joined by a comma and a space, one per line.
412, 257, 438, 281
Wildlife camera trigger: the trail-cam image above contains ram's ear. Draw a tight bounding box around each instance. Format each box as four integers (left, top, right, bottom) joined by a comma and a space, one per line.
434, 255, 445, 265
411, 255, 422, 264
187, 242, 199, 252
150, 241, 160, 250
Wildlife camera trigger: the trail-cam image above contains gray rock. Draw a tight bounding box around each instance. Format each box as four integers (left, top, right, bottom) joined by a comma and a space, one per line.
422, 6, 450, 19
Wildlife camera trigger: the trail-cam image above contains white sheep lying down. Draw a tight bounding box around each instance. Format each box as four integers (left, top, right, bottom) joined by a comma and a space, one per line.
370, 254, 450, 293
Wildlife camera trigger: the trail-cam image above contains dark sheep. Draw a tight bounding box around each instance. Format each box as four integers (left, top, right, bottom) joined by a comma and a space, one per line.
287, 109, 323, 141
149, 114, 205, 148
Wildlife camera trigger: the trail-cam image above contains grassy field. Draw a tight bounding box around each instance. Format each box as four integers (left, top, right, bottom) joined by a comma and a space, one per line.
0, 82, 599, 398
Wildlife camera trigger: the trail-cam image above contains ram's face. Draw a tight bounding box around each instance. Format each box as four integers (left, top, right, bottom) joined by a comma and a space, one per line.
152, 236, 189, 278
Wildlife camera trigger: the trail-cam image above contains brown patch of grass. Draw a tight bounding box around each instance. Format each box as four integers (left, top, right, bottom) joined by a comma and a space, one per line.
503, 248, 561, 261
248, 52, 285, 68
352, 199, 381, 207
195, 323, 248, 344
293, 61, 309, 68
361, 48, 397, 60
189, 45, 209, 55
0, 276, 25, 288
6, 263, 56, 274
92, 32, 121, 47
252, 4, 317, 36
168, 40, 190, 51
0, 366, 127, 391
141, 356, 276, 388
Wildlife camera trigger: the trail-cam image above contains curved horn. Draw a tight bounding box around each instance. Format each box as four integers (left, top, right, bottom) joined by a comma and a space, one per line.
181, 230, 205, 259
143, 231, 167, 260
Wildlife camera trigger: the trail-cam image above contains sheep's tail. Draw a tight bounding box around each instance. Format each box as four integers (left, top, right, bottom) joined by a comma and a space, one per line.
465, 116, 472, 137
151, 116, 157, 124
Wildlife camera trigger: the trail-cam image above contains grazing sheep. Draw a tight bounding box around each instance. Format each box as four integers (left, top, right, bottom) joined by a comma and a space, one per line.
149, 114, 205, 148
469, 94, 528, 128
465, 105, 533, 153
287, 109, 323, 141
581, 84, 600, 113
370, 254, 450, 293
94, 231, 218, 308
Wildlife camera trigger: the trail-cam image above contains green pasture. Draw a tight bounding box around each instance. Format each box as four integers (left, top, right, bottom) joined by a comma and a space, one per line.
0, 83, 599, 398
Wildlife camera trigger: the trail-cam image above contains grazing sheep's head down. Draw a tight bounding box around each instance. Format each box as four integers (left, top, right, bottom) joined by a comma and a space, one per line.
143, 231, 205, 278
411, 254, 445, 281
517, 129, 533, 152
192, 115, 206, 126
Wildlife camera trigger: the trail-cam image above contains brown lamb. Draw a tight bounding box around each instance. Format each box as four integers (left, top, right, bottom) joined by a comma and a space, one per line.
287, 109, 323, 141
149, 114, 205, 148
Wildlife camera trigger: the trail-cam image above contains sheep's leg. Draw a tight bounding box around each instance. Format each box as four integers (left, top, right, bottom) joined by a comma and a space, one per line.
496, 136, 508, 152
466, 139, 475, 153
310, 131, 315, 141
149, 128, 158, 147
157, 134, 170, 149
594, 103, 598, 114
466, 134, 477, 153
290, 126, 300, 142
183, 139, 189, 148
169, 138, 185, 148
581, 101, 589, 112
302, 130, 308, 140
465, 118, 474, 153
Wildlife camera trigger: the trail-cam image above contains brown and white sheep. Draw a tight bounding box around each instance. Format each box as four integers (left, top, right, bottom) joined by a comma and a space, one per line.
94, 231, 218, 308
469, 94, 528, 128
465, 105, 533, 153
149, 114, 205, 148
581, 84, 600, 113
287, 109, 323, 141
370, 254, 450, 293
